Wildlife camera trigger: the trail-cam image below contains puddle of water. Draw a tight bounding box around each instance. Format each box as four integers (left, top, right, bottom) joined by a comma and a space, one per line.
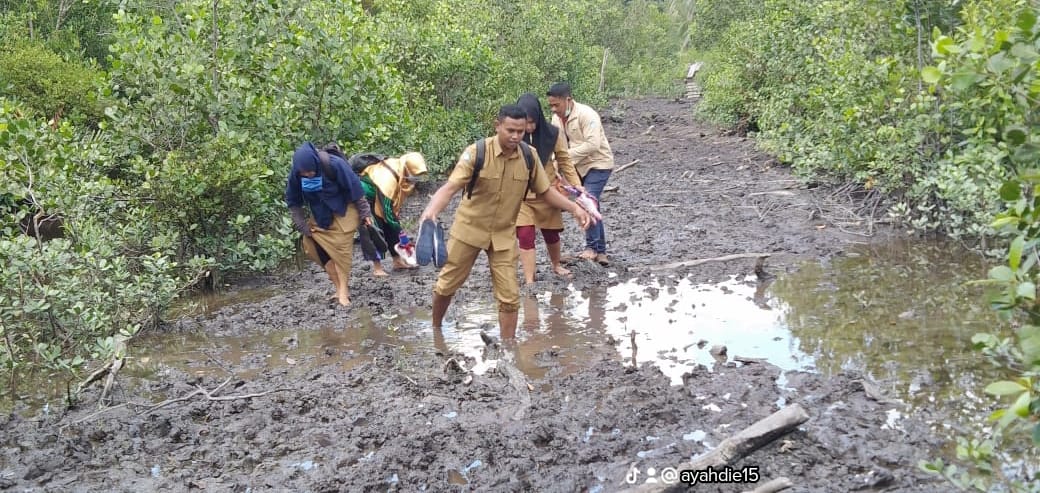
3, 236, 1016, 461
127, 306, 429, 382
774, 239, 1003, 411
168, 286, 284, 318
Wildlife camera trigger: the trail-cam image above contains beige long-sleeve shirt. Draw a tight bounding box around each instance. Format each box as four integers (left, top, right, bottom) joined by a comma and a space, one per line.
551, 100, 615, 177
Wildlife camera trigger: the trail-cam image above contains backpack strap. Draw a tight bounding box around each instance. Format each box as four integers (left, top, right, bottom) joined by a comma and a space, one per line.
465, 139, 487, 200
465, 139, 536, 199
316, 150, 337, 183
378, 160, 401, 183
518, 141, 535, 193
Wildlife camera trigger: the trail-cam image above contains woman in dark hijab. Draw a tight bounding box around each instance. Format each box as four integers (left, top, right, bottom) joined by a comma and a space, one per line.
514, 93, 584, 284
286, 142, 372, 307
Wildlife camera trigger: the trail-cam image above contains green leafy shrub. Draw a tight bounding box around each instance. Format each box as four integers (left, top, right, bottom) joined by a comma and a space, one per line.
0, 40, 104, 125
105, 0, 409, 281
915, 2, 1040, 489
0, 99, 184, 387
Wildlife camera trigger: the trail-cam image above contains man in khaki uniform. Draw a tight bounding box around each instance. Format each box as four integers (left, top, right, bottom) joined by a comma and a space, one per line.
419, 105, 592, 339
547, 82, 615, 265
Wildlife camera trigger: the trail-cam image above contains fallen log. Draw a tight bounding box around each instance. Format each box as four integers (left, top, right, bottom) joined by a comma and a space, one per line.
642, 253, 781, 272
690, 404, 809, 470
620, 404, 809, 493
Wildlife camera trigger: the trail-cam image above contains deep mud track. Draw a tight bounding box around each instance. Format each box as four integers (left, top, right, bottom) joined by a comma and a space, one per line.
1, 98, 944, 492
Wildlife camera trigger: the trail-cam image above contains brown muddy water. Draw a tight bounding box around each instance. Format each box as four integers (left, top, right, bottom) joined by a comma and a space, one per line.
4, 239, 1006, 447
118, 238, 1007, 439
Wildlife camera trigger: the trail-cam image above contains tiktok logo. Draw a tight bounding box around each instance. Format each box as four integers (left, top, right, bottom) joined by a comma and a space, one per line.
625, 466, 679, 485
625, 466, 640, 484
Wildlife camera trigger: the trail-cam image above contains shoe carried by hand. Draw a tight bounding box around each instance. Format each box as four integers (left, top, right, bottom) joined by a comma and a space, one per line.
416, 219, 448, 267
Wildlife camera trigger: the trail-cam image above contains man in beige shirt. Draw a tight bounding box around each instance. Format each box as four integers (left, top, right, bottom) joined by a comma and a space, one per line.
548, 82, 614, 265
419, 104, 592, 340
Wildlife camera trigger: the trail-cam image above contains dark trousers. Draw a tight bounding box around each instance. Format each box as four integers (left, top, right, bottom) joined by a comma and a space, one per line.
580, 169, 611, 254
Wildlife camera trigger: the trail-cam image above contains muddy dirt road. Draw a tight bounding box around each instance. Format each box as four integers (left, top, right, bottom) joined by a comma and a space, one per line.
1, 98, 944, 492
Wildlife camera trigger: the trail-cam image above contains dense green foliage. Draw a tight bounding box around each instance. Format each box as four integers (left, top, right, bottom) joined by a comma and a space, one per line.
0, 0, 685, 392
689, 0, 997, 237
920, 5, 1040, 490
689, 0, 1040, 488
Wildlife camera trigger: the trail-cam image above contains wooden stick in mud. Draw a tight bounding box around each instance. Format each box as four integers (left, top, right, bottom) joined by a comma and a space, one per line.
644, 253, 781, 272
742, 477, 794, 493
614, 159, 641, 173
76, 334, 128, 407
621, 404, 809, 493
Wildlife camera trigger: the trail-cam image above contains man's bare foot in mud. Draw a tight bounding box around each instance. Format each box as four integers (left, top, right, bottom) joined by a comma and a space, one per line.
595, 253, 610, 266
579, 248, 597, 260
372, 262, 389, 278
552, 264, 573, 279
392, 258, 418, 270
337, 292, 351, 307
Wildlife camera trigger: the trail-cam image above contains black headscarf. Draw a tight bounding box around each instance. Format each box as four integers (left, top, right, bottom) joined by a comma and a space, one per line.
516, 93, 558, 166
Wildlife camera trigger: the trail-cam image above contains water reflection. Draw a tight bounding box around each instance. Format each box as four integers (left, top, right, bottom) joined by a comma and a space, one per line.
773, 238, 1003, 410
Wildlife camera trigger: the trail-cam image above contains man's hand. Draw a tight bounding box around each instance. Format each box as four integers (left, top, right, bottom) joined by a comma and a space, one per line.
571, 205, 593, 230
419, 208, 437, 225
364, 216, 373, 227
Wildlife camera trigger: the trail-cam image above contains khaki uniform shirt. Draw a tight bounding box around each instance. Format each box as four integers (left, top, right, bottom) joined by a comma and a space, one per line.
517, 130, 583, 229
447, 137, 552, 250
551, 101, 615, 177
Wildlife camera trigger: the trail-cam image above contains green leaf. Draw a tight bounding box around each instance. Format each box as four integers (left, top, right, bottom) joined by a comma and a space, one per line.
1011, 391, 1032, 417
1010, 236, 1026, 269
1021, 326, 1040, 363
991, 216, 1019, 229
1017, 281, 1036, 300
1000, 181, 1023, 201
988, 52, 1016, 74
985, 380, 1028, 396
935, 36, 960, 55
989, 265, 1015, 282
968, 31, 987, 52
1004, 126, 1028, 146
1011, 43, 1039, 61
973, 332, 1000, 349
1014, 143, 1040, 163
1033, 424, 1040, 446
950, 72, 980, 91
1018, 10, 1037, 32
921, 66, 942, 84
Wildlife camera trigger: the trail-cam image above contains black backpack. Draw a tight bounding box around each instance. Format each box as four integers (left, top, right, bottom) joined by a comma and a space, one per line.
348, 153, 387, 175
465, 139, 535, 200
319, 143, 385, 176
315, 143, 344, 183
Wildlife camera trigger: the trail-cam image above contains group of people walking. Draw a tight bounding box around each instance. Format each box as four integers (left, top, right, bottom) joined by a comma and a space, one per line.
285, 83, 615, 339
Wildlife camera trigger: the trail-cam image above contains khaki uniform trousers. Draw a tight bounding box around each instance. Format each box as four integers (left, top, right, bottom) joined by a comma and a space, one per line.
302, 206, 360, 282
433, 236, 520, 313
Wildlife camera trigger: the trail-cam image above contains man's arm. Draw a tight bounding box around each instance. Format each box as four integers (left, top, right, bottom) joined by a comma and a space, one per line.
421, 143, 477, 222
420, 180, 463, 223
538, 187, 592, 230
567, 108, 604, 163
